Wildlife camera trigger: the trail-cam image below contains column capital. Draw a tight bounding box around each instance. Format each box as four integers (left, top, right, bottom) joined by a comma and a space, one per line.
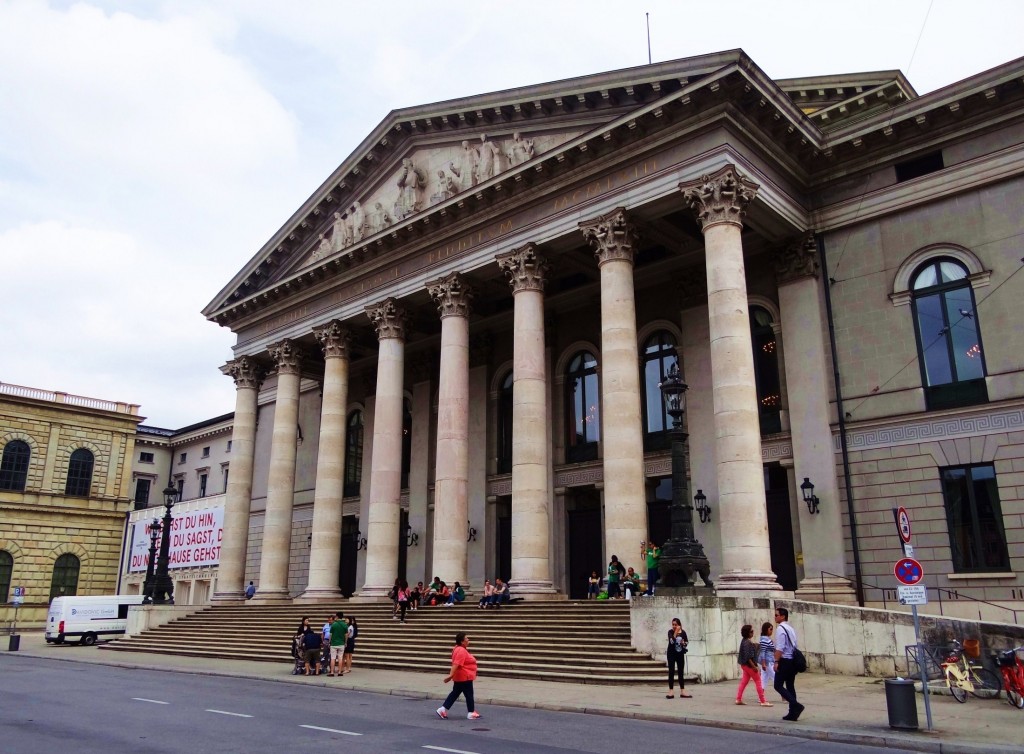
496, 242, 550, 293
679, 164, 759, 232
313, 320, 352, 359
775, 232, 820, 285
223, 356, 265, 390
268, 339, 303, 375
427, 271, 474, 318
365, 297, 408, 340
579, 207, 639, 266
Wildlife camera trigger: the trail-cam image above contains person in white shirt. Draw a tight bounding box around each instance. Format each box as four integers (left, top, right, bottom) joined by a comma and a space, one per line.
773, 606, 805, 721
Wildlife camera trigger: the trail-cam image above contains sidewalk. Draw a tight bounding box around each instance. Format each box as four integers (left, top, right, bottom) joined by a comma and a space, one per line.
5, 632, 1019, 754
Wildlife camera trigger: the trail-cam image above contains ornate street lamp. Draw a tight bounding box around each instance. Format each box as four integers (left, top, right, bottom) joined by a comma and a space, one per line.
693, 489, 712, 524
151, 483, 178, 604
657, 363, 713, 589
800, 477, 821, 515
141, 518, 161, 604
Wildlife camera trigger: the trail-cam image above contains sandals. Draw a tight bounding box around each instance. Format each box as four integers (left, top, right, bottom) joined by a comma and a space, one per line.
759, 702, 774, 707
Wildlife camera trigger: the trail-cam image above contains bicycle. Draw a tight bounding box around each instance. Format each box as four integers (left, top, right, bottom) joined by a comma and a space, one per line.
995, 646, 1024, 709
940, 639, 1001, 702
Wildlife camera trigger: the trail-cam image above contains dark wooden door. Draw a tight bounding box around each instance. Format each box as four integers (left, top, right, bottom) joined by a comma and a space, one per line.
340, 515, 358, 597
495, 497, 511, 582
567, 495, 602, 599
764, 465, 798, 591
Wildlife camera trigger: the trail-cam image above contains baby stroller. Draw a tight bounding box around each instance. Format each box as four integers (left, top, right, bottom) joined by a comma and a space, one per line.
290, 633, 304, 675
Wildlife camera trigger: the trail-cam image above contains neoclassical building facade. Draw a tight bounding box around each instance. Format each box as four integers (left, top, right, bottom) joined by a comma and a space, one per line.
203, 50, 1024, 616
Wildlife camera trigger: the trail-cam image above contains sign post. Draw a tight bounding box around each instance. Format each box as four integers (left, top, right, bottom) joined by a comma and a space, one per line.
892, 508, 931, 730
8, 586, 24, 652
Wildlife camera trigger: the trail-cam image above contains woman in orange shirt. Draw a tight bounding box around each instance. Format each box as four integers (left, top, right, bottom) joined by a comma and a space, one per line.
436, 632, 480, 720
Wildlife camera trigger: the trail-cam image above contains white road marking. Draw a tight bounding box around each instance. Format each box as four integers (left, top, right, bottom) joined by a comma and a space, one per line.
205, 709, 254, 718
131, 698, 169, 705
299, 724, 362, 736
423, 746, 483, 754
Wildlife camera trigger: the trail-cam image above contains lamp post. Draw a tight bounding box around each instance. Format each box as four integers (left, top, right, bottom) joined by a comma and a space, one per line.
657, 363, 714, 589
151, 483, 177, 604
141, 518, 161, 604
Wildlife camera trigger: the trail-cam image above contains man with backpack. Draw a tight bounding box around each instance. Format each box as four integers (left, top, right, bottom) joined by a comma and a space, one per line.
773, 606, 805, 721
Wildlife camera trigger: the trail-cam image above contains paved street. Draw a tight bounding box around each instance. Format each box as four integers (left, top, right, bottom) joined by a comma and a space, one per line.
1, 654, 927, 754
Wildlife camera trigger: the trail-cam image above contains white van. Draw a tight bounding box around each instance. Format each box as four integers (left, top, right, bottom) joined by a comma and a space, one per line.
45, 594, 146, 645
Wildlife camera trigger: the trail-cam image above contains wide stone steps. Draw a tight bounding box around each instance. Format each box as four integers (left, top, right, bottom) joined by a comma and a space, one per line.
101, 600, 674, 684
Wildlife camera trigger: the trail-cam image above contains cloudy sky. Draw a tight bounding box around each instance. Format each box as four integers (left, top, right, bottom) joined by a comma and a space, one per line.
2, 0, 1023, 428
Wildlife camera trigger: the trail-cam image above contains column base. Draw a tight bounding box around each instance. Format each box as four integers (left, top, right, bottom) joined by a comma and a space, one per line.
358, 584, 396, 599
714, 570, 783, 592
249, 589, 293, 604
795, 575, 858, 605
295, 588, 347, 604
210, 590, 246, 604
510, 580, 561, 600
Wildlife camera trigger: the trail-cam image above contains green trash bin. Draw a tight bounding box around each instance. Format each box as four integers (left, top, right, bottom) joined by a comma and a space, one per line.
8, 634, 21, 652
884, 678, 918, 730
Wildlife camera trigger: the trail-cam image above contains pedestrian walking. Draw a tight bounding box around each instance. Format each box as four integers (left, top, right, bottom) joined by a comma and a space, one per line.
397, 581, 411, 623
436, 632, 480, 720
665, 617, 692, 698
244, 581, 256, 599
758, 621, 776, 690
735, 624, 772, 706
774, 606, 804, 721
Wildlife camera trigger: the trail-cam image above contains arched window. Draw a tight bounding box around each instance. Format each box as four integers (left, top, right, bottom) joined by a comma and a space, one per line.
911, 258, 987, 409
497, 371, 514, 474
0, 440, 30, 491
64, 448, 94, 497
400, 398, 413, 489
566, 351, 600, 463
750, 307, 782, 435
641, 332, 678, 451
0, 550, 12, 602
343, 410, 363, 497
50, 553, 80, 601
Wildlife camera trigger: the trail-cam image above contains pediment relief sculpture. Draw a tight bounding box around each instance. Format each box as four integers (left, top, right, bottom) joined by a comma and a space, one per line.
300, 129, 580, 268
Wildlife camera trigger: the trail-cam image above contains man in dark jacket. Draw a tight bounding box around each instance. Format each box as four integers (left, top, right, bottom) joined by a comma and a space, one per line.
302, 626, 323, 676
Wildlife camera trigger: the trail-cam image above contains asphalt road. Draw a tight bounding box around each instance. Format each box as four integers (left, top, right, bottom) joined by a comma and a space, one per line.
1, 655, 921, 754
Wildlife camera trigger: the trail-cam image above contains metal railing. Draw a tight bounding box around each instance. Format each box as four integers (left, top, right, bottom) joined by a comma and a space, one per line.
818, 571, 1020, 625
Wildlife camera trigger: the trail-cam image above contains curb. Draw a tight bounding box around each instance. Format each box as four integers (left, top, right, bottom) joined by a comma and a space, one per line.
4, 649, 1019, 754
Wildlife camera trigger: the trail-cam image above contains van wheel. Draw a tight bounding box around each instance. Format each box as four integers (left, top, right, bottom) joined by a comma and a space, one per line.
81, 633, 97, 646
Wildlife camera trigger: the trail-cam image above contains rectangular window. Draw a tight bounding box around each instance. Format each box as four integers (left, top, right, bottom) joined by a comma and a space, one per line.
139, 452, 154, 463
199, 474, 207, 498
895, 151, 944, 182
226, 440, 232, 452
134, 478, 151, 509
223, 467, 229, 492
175, 478, 184, 500
941, 464, 1010, 572
178, 452, 187, 464
202, 446, 210, 458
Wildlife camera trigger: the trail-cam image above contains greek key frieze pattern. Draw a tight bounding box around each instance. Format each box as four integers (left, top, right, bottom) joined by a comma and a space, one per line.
761, 440, 793, 461
836, 407, 1024, 452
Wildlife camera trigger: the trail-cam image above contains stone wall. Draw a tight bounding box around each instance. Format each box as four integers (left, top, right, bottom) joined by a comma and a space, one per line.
630, 595, 1024, 682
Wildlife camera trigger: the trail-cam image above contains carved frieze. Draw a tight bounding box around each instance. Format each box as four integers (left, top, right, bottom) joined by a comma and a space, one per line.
268, 338, 303, 375
365, 297, 408, 341
579, 207, 639, 266
426, 271, 474, 319
496, 243, 550, 294
775, 233, 820, 285
225, 356, 265, 390
313, 320, 352, 360
679, 164, 759, 231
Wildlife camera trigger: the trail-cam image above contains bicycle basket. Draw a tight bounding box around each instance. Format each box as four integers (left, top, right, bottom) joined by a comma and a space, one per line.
996, 650, 1018, 668
962, 639, 981, 659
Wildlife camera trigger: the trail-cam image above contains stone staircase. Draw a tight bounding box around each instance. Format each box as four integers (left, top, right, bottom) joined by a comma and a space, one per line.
101, 600, 674, 684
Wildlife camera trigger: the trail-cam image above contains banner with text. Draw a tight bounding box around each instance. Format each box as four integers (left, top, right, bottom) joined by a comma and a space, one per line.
128, 506, 224, 573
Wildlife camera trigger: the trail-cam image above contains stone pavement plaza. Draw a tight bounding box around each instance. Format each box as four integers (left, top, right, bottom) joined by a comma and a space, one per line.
4, 632, 1020, 754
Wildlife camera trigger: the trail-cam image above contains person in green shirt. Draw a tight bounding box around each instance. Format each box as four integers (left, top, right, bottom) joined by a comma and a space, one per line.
645, 542, 661, 596
330, 613, 348, 677
607, 555, 625, 598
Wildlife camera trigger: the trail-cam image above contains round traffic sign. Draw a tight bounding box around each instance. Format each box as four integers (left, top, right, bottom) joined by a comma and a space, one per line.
896, 507, 912, 544
894, 557, 924, 586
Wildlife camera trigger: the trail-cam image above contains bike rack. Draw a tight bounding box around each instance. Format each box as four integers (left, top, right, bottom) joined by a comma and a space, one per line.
905, 643, 954, 681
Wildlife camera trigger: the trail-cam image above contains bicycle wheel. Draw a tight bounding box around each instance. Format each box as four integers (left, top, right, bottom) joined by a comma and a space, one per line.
1006, 686, 1024, 709
948, 677, 968, 703
969, 667, 1001, 699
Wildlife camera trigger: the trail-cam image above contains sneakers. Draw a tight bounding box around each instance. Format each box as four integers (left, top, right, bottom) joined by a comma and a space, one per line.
436, 707, 448, 719
467, 711, 481, 720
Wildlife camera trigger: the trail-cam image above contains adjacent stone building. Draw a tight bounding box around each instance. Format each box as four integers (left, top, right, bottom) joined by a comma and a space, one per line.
201, 50, 1024, 620
0, 382, 141, 625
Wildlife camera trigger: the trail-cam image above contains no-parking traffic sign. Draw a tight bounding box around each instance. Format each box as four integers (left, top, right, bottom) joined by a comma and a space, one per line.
894, 557, 924, 586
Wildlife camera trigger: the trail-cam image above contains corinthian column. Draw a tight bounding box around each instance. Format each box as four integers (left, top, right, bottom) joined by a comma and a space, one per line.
212, 356, 264, 602
496, 244, 556, 596
427, 272, 473, 590
680, 165, 779, 592
775, 235, 855, 603
253, 339, 303, 602
579, 208, 648, 566
299, 321, 351, 602
360, 298, 408, 597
